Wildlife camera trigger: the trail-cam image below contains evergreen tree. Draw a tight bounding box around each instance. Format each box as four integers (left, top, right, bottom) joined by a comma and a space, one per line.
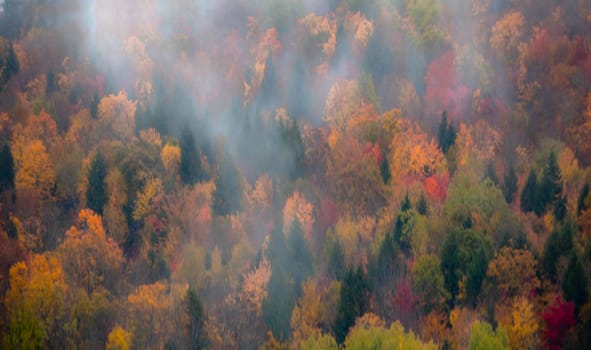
542, 217, 575, 281
286, 220, 313, 295
180, 128, 204, 185
380, 156, 391, 185
212, 153, 242, 216
484, 162, 499, 186
0, 144, 15, 193
520, 170, 538, 214
186, 287, 207, 350
577, 183, 590, 216
334, 266, 369, 344
400, 193, 412, 212
503, 164, 517, 203
331, 22, 350, 70
563, 252, 588, 315
540, 151, 562, 213
327, 237, 345, 281
6, 42, 19, 77
437, 111, 456, 153
375, 228, 400, 285
86, 152, 107, 215
260, 53, 278, 109
417, 192, 428, 216
263, 222, 295, 341
553, 196, 567, 222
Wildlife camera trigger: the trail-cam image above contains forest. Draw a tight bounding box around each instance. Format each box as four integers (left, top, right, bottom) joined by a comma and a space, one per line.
0, 0, 591, 349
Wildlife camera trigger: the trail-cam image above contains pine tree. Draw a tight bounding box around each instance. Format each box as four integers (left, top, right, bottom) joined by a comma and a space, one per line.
86, 152, 107, 215
260, 53, 278, 109
186, 287, 207, 350
6, 42, 19, 77
0, 144, 15, 193
563, 252, 588, 315
485, 162, 499, 186
520, 170, 538, 214
380, 156, 391, 184
334, 266, 369, 344
540, 151, 562, 209
417, 192, 428, 215
327, 237, 345, 281
577, 183, 589, 216
286, 220, 313, 295
542, 218, 575, 281
503, 164, 517, 203
180, 128, 204, 185
212, 153, 242, 216
437, 111, 456, 154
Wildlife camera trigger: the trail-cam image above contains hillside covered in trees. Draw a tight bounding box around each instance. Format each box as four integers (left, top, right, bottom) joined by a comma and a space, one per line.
1, 0, 591, 349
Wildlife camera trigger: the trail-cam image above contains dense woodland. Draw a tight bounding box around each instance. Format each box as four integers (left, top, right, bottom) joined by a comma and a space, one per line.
1, 0, 591, 349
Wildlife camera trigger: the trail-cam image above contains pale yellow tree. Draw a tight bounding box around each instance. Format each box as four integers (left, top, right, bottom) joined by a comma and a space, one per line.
283, 192, 314, 242
98, 91, 137, 141
161, 144, 181, 178
490, 11, 526, 62
106, 326, 133, 350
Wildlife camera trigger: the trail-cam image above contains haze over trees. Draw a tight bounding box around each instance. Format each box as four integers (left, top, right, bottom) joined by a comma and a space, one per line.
1, 0, 591, 348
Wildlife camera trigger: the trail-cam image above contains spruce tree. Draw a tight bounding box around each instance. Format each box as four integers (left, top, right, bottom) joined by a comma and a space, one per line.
437, 111, 456, 154
86, 152, 107, 215
503, 164, 517, 203
485, 162, 499, 186
380, 156, 391, 184
286, 220, 313, 295
540, 151, 562, 212
417, 192, 428, 215
577, 183, 589, 216
6, 42, 19, 77
327, 237, 345, 281
186, 287, 207, 350
563, 252, 588, 315
212, 153, 242, 217
180, 128, 204, 185
0, 144, 15, 193
520, 170, 538, 214
334, 266, 369, 344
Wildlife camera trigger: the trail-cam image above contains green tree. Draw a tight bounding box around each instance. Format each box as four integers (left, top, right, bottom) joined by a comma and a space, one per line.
540, 151, 562, 210
286, 220, 314, 295
345, 320, 436, 350
577, 183, 589, 216
260, 53, 279, 109
520, 170, 538, 214
186, 287, 207, 350
468, 321, 510, 350
542, 217, 575, 281
416, 192, 428, 216
86, 152, 107, 215
380, 157, 391, 185
0, 144, 15, 193
441, 227, 493, 306
212, 152, 242, 216
334, 266, 370, 344
327, 236, 346, 281
562, 252, 588, 315
180, 128, 204, 185
503, 164, 517, 203
412, 255, 450, 313
5, 42, 19, 78
437, 111, 456, 154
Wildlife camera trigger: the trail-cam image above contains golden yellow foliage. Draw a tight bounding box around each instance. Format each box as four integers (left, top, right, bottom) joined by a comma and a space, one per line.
161, 144, 181, 177
324, 79, 363, 131
139, 128, 162, 147
504, 297, 539, 350
106, 326, 133, 350
58, 209, 124, 293
133, 177, 164, 221
490, 11, 526, 61
241, 257, 271, 316
486, 247, 540, 302
14, 139, 55, 198
291, 280, 324, 347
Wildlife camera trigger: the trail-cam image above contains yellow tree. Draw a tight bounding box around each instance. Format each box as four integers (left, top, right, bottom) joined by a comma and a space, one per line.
290, 280, 323, 347
13, 139, 55, 198
3, 254, 67, 350
106, 326, 133, 350
490, 11, 526, 63
57, 209, 124, 294
98, 92, 137, 141
127, 282, 185, 350
504, 297, 539, 350
486, 247, 540, 302
161, 144, 181, 179
283, 192, 314, 243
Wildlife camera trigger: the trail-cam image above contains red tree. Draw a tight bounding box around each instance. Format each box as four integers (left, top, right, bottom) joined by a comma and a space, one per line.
542, 297, 575, 350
